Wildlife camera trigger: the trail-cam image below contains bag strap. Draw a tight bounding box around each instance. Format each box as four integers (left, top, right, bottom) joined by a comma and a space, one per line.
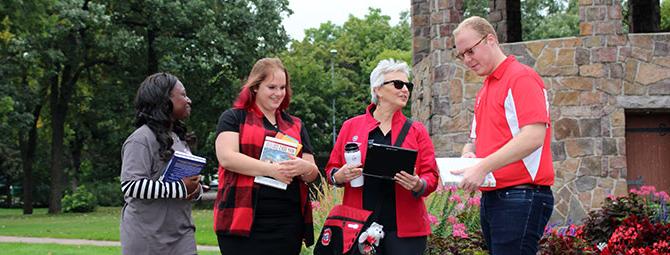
393, 118, 413, 147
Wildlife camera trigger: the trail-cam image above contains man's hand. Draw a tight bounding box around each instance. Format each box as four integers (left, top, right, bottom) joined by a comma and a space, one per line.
462, 152, 476, 158
451, 164, 486, 192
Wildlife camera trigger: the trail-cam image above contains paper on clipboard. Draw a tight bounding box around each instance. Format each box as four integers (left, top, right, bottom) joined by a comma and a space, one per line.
436, 157, 496, 187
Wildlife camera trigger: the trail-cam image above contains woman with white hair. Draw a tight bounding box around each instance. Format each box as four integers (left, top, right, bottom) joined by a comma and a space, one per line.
324, 59, 439, 254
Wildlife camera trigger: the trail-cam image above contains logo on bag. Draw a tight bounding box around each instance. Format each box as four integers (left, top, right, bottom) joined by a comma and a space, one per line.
321, 228, 332, 246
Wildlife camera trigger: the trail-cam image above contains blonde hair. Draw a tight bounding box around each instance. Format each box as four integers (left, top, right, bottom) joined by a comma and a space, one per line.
453, 16, 497, 38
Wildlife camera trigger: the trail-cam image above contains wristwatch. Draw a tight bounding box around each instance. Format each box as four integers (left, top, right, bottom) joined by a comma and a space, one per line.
329, 168, 343, 187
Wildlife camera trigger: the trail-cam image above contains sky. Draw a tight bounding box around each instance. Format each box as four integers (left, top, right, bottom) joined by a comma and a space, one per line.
282, 0, 411, 41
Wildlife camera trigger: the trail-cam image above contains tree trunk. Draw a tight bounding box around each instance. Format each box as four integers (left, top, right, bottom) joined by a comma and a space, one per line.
20, 105, 41, 215
629, 0, 660, 33
48, 74, 66, 214
48, 61, 76, 213
2, 181, 11, 207
147, 28, 158, 75
69, 131, 85, 191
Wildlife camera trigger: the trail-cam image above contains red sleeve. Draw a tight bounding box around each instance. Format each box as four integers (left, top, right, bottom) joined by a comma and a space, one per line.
413, 122, 439, 197
509, 74, 550, 128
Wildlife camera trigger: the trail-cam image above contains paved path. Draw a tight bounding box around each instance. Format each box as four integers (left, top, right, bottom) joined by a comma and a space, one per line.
0, 236, 219, 251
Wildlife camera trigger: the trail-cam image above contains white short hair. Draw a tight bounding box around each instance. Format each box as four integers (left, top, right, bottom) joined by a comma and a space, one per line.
369, 59, 410, 104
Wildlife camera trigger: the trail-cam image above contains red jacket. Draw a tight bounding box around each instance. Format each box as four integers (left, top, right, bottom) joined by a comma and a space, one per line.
325, 104, 439, 238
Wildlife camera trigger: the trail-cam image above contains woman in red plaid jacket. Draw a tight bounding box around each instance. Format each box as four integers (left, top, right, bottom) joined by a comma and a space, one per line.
213, 58, 318, 254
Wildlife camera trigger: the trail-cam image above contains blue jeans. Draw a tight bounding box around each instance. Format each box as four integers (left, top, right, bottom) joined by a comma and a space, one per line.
480, 186, 554, 255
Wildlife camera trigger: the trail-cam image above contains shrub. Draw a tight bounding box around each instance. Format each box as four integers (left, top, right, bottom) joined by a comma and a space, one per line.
539, 224, 596, 254
580, 193, 650, 246
540, 185, 670, 254
601, 215, 670, 254
61, 185, 97, 213
91, 181, 124, 207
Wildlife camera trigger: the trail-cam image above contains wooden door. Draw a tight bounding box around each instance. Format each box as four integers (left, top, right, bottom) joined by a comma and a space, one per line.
625, 112, 670, 192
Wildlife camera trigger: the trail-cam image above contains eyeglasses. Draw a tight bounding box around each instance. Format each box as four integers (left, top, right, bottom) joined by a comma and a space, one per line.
455, 35, 488, 60
382, 80, 413, 91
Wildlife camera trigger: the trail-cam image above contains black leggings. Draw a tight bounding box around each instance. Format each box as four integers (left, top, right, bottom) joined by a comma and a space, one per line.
376, 231, 427, 255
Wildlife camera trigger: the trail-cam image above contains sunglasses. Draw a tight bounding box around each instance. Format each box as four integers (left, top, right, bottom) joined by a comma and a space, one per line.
455, 34, 488, 61
382, 80, 413, 91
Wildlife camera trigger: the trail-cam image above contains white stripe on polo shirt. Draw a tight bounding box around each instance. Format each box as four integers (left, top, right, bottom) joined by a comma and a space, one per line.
504, 88, 543, 181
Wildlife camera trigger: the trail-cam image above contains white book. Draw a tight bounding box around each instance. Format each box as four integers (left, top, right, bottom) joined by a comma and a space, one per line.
436, 157, 496, 187
254, 136, 301, 190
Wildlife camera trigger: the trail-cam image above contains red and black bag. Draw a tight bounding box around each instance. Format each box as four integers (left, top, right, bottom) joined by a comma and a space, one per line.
314, 205, 372, 255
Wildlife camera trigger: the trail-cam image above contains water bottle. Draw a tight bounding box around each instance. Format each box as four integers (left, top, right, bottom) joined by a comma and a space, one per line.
344, 142, 364, 187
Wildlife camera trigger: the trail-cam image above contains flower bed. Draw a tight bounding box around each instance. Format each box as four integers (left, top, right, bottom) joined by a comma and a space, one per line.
306, 176, 669, 255
539, 186, 670, 254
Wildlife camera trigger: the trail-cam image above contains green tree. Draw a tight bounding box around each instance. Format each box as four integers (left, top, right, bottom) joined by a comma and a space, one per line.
1, 0, 292, 212
522, 0, 579, 41
281, 8, 411, 160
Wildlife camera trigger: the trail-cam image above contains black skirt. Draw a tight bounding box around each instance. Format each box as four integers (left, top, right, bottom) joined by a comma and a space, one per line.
217, 214, 304, 255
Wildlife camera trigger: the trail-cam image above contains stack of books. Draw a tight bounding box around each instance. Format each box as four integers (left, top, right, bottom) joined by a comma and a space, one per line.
254, 134, 302, 190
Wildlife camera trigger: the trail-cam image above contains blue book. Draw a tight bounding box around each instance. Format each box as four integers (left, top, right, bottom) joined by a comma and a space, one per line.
160, 151, 207, 182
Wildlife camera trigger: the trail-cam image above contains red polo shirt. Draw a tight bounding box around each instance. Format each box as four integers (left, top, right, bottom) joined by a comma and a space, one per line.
471, 55, 554, 191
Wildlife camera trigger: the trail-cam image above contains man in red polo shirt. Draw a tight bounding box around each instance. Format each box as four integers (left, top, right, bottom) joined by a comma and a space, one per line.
450, 16, 554, 255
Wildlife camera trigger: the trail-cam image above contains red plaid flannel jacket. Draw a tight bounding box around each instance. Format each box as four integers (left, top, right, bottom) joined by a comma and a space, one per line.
213, 105, 314, 246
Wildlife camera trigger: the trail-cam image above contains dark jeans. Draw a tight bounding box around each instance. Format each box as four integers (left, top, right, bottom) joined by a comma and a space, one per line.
480, 186, 553, 255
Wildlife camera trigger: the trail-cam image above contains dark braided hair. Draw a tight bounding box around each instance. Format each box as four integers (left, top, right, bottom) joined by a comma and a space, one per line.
133, 72, 193, 161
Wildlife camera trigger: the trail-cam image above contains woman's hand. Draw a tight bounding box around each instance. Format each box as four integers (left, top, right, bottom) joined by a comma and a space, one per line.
182, 175, 201, 199
333, 163, 362, 184
269, 164, 293, 184
277, 156, 315, 178
394, 171, 422, 192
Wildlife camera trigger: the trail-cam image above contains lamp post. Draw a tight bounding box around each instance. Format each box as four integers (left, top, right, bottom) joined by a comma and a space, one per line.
330, 49, 337, 146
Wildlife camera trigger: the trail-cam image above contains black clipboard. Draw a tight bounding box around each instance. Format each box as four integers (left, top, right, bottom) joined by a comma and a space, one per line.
362, 142, 417, 180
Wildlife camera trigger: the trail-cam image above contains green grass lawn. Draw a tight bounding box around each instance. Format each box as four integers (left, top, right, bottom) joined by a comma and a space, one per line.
0, 243, 221, 255
0, 206, 320, 254
0, 207, 217, 246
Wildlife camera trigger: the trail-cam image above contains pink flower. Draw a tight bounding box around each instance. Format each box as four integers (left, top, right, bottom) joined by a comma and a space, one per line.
447, 185, 458, 193
447, 216, 458, 224
467, 197, 480, 207
449, 194, 462, 203
452, 223, 469, 238
428, 214, 439, 225
456, 203, 465, 211
655, 191, 670, 202
311, 201, 320, 210
435, 183, 445, 193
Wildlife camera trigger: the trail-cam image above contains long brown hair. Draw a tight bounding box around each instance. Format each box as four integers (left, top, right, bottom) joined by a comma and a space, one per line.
232, 58, 292, 111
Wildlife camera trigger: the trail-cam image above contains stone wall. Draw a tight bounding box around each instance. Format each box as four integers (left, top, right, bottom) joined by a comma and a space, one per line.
411, 0, 670, 224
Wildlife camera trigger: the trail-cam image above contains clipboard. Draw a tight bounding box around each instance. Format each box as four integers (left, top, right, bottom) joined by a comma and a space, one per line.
362, 142, 417, 180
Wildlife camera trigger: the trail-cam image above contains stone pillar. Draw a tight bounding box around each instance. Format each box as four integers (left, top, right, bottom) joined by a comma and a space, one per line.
578, 0, 623, 37
488, 0, 522, 43
410, 0, 466, 154
412, 0, 431, 65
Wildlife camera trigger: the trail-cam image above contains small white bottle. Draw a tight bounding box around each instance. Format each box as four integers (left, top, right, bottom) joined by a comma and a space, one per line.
344, 142, 364, 187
